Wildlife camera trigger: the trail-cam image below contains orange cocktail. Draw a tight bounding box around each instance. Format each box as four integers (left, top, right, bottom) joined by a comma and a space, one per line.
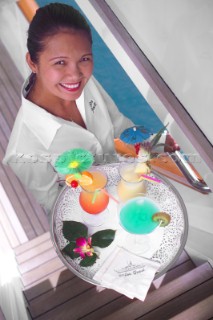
79, 170, 109, 214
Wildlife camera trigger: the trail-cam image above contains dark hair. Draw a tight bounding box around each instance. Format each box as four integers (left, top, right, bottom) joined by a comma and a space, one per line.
27, 3, 92, 63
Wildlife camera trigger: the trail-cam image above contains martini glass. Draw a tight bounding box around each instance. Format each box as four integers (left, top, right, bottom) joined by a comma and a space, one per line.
118, 196, 160, 234
118, 196, 164, 258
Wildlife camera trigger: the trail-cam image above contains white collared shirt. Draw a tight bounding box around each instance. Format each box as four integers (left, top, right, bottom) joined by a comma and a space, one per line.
3, 76, 133, 215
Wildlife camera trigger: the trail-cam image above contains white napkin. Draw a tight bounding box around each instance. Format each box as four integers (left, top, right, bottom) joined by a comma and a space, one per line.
93, 247, 160, 300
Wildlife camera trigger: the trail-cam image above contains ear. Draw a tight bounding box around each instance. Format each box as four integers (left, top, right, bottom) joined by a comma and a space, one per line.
26, 52, 38, 73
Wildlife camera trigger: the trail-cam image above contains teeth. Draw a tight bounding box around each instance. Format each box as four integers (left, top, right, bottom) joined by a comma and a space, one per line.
61, 83, 80, 89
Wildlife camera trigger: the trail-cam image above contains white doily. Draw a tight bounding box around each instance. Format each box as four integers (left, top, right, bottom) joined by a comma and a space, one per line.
51, 164, 188, 283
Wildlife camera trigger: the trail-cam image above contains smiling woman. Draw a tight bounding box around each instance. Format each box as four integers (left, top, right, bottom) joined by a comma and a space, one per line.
26, 31, 94, 126
3, 2, 133, 216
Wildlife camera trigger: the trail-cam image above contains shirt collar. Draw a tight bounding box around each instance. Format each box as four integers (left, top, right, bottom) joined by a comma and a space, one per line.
22, 96, 61, 149
21, 76, 86, 149
76, 92, 86, 123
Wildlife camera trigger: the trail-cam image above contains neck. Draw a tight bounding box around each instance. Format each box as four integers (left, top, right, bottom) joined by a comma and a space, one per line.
26, 81, 86, 128
27, 80, 75, 116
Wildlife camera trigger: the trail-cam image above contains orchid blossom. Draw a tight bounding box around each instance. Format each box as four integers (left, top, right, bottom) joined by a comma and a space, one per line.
73, 237, 95, 259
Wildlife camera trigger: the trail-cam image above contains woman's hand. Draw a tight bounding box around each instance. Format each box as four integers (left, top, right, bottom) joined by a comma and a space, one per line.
164, 133, 180, 153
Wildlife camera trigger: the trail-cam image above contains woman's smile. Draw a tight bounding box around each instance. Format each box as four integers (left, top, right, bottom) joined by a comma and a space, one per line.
59, 82, 81, 92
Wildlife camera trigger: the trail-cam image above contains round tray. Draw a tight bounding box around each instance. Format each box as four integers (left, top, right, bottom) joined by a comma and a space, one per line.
51, 163, 188, 284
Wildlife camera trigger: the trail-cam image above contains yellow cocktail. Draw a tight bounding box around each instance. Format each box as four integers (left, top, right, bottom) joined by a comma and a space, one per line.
79, 170, 109, 214
117, 163, 147, 201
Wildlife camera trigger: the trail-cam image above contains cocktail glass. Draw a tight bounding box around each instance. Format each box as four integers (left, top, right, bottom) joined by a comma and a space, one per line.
117, 162, 147, 202
79, 169, 109, 226
118, 196, 160, 234
118, 196, 164, 257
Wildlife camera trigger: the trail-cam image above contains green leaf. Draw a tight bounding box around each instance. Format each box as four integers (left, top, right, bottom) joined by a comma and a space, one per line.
80, 253, 98, 267
62, 221, 88, 242
91, 229, 116, 248
62, 242, 79, 259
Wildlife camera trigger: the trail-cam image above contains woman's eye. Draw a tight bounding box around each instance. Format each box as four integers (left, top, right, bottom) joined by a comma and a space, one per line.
80, 56, 92, 62
55, 60, 65, 65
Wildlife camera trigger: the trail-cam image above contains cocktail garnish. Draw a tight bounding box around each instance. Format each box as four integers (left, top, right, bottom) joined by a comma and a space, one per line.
54, 148, 94, 175
78, 171, 93, 186
70, 180, 79, 188
152, 212, 171, 227
65, 174, 77, 186
65, 171, 93, 187
134, 162, 151, 174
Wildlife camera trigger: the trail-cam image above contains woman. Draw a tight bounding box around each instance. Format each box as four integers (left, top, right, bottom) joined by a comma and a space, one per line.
3, 3, 133, 215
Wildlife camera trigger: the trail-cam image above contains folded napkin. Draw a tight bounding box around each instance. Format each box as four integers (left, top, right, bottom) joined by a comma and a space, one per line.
93, 247, 160, 300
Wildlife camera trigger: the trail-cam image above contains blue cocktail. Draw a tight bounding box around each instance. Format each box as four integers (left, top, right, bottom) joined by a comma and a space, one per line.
119, 197, 160, 234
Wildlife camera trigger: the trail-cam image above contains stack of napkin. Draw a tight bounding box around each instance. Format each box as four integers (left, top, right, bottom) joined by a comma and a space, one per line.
93, 247, 160, 300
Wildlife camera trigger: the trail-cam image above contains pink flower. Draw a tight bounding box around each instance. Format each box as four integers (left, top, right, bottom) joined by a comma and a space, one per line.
73, 237, 95, 259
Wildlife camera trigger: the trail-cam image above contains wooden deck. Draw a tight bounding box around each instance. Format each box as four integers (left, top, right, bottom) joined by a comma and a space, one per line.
0, 39, 213, 320
0, 39, 49, 246
15, 234, 213, 320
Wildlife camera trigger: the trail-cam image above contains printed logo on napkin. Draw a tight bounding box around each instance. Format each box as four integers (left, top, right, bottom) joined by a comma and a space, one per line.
115, 261, 146, 277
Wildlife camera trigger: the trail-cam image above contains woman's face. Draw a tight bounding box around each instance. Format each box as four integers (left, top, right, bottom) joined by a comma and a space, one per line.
28, 30, 93, 103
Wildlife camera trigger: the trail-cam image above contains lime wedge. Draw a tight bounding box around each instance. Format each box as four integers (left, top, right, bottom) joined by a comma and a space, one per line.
152, 212, 171, 227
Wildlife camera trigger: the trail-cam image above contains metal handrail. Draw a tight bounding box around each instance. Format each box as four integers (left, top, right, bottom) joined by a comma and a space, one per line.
170, 151, 212, 194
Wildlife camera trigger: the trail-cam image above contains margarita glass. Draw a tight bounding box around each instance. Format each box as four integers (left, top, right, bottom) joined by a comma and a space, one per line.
79, 169, 109, 226
117, 162, 147, 201
118, 197, 160, 234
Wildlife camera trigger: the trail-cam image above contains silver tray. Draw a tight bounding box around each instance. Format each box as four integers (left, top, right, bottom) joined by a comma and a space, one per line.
50, 163, 188, 284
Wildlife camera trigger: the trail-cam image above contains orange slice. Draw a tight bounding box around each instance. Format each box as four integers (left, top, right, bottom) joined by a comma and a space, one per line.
65, 174, 77, 186
78, 171, 93, 186
152, 212, 171, 227
65, 171, 93, 187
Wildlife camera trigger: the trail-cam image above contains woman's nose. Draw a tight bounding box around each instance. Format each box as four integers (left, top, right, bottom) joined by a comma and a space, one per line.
67, 63, 82, 78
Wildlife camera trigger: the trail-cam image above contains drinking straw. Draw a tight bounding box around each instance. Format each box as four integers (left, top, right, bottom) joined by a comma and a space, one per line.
140, 174, 161, 183
101, 189, 120, 204
91, 189, 120, 205
74, 172, 82, 179
92, 189, 99, 204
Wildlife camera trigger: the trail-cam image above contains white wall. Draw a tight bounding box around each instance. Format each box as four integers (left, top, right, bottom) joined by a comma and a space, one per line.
106, 0, 213, 146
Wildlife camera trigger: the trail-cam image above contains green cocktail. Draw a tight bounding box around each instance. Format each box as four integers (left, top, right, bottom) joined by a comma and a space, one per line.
119, 197, 160, 234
